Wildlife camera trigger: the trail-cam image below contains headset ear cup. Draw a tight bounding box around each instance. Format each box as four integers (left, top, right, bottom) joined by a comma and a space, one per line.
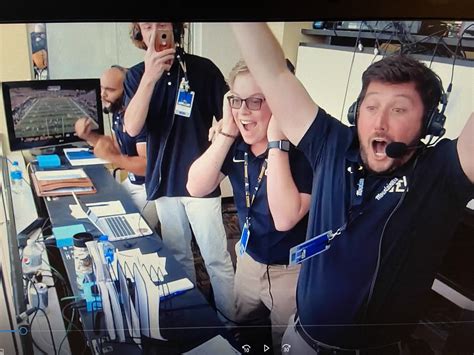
133, 29, 143, 41
426, 111, 446, 137
347, 101, 358, 125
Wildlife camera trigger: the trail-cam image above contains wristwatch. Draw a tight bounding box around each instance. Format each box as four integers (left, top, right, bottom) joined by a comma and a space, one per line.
267, 140, 290, 152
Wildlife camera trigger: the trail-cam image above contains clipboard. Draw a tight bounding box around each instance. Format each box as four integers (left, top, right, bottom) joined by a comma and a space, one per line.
30, 168, 96, 196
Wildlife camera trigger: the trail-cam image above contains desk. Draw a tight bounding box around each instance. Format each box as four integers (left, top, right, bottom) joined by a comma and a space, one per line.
42, 165, 234, 354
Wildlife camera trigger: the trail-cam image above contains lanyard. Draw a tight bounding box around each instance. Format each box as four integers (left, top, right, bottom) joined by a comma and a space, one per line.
244, 152, 267, 214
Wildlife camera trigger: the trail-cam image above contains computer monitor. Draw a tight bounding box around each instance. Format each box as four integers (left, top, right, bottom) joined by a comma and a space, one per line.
2, 78, 104, 152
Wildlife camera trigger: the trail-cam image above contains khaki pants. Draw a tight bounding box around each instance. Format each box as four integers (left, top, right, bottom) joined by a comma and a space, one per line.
234, 244, 301, 352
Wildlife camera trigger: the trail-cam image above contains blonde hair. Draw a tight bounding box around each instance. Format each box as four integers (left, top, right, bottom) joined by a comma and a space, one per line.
227, 59, 250, 89
130, 23, 147, 50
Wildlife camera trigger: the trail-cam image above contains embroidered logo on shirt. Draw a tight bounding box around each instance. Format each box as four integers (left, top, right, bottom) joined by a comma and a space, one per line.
388, 176, 408, 193
375, 176, 408, 200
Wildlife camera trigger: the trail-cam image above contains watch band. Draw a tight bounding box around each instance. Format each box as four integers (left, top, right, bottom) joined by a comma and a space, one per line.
267, 140, 290, 152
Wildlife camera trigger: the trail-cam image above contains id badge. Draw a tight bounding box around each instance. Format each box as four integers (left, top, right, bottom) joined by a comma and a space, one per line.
239, 222, 250, 256
289, 230, 332, 265
174, 88, 195, 118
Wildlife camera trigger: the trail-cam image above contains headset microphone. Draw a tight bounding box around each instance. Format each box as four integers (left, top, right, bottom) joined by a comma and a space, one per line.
385, 142, 425, 159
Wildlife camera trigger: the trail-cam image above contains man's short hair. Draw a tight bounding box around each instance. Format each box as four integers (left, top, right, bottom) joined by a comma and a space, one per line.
359, 55, 443, 119
129, 22, 184, 50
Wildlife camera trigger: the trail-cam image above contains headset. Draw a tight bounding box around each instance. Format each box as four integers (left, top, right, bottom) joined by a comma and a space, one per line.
347, 74, 448, 139
132, 23, 184, 46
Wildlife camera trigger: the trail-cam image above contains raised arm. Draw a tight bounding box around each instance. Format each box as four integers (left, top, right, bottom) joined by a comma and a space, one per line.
187, 94, 239, 197
93, 136, 147, 176
457, 112, 474, 183
124, 29, 175, 137
231, 23, 318, 145
75, 117, 101, 146
266, 117, 311, 231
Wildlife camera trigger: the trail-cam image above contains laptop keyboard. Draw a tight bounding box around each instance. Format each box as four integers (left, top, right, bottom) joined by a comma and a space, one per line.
104, 216, 135, 238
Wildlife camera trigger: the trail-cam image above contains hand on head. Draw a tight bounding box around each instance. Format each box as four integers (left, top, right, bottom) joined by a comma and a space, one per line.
221, 92, 240, 138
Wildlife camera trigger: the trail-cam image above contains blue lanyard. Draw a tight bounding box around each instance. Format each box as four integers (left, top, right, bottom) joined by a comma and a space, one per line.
243, 152, 267, 220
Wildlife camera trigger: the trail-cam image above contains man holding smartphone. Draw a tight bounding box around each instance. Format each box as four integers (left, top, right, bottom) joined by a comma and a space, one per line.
124, 22, 236, 325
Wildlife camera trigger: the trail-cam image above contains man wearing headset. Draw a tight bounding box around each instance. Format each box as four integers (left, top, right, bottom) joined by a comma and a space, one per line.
231, 23, 474, 354
75, 65, 158, 229
123, 22, 235, 324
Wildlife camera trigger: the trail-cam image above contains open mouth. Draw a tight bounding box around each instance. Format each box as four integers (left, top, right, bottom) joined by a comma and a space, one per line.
240, 120, 257, 131
371, 138, 388, 158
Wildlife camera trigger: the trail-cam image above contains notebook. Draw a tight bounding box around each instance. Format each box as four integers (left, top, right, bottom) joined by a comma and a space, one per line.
71, 192, 153, 241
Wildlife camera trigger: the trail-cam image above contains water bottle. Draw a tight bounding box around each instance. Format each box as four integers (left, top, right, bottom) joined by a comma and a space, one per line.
22, 239, 43, 276
98, 235, 115, 265
73, 232, 94, 290
10, 160, 23, 192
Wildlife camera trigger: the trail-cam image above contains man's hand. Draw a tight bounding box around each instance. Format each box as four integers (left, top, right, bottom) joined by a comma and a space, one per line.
93, 136, 121, 162
75, 117, 93, 140
75, 117, 100, 145
208, 119, 223, 142
142, 30, 176, 84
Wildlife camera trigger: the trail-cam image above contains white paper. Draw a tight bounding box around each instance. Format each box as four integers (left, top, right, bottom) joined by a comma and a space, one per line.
140, 264, 166, 341
35, 168, 88, 181
106, 280, 125, 342
97, 281, 116, 341
183, 335, 240, 355
87, 200, 126, 217
159, 278, 194, 298
63, 147, 109, 166
117, 262, 141, 346
70, 200, 126, 220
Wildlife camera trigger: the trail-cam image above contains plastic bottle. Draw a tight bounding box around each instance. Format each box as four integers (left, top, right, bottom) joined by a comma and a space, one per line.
73, 232, 94, 290
22, 239, 43, 275
10, 160, 23, 192
98, 235, 115, 265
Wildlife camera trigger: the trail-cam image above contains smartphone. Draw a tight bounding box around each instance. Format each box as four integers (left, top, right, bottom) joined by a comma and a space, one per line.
154, 29, 173, 52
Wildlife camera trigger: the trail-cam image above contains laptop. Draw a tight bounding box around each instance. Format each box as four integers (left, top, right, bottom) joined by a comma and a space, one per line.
71, 192, 153, 241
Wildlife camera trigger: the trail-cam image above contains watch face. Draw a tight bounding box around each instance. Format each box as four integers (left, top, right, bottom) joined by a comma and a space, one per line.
281, 140, 290, 152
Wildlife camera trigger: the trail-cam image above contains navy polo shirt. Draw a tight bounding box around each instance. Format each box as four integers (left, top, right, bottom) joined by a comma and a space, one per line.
221, 139, 312, 265
124, 53, 227, 200
112, 111, 147, 185
296, 108, 474, 348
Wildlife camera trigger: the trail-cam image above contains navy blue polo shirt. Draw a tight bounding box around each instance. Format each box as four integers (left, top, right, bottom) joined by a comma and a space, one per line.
112, 111, 147, 185
221, 139, 312, 265
296, 108, 474, 348
124, 53, 227, 200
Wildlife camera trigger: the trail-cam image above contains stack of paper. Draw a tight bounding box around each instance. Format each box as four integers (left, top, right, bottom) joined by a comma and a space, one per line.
32, 168, 96, 196
64, 147, 109, 166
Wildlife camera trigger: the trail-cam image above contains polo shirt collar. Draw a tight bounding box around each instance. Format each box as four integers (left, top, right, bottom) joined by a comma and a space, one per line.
235, 138, 268, 159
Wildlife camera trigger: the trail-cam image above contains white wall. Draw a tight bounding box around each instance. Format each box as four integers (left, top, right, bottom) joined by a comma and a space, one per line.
46, 22, 144, 79
190, 23, 241, 81
296, 45, 474, 139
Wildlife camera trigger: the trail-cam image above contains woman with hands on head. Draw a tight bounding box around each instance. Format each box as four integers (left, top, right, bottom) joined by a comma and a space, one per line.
187, 59, 312, 352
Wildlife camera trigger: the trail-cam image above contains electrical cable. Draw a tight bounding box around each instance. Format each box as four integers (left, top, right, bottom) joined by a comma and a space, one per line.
35, 307, 58, 355
339, 23, 363, 121
58, 307, 75, 355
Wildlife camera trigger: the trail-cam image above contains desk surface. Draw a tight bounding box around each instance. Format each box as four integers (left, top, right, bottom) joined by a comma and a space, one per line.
43, 165, 234, 353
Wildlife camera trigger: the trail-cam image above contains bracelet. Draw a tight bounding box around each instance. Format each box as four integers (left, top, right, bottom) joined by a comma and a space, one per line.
218, 129, 237, 139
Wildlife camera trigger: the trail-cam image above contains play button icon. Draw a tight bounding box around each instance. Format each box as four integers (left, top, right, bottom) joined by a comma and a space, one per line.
263, 344, 270, 352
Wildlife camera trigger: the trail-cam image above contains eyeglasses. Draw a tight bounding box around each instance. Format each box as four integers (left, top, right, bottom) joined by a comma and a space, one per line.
227, 95, 265, 111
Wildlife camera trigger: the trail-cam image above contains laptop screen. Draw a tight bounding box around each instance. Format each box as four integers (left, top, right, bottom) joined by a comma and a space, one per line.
71, 192, 106, 235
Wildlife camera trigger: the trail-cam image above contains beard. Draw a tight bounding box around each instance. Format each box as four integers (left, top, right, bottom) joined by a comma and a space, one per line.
103, 98, 123, 115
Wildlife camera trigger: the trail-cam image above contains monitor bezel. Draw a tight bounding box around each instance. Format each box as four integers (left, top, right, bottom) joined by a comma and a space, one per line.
2, 78, 104, 151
